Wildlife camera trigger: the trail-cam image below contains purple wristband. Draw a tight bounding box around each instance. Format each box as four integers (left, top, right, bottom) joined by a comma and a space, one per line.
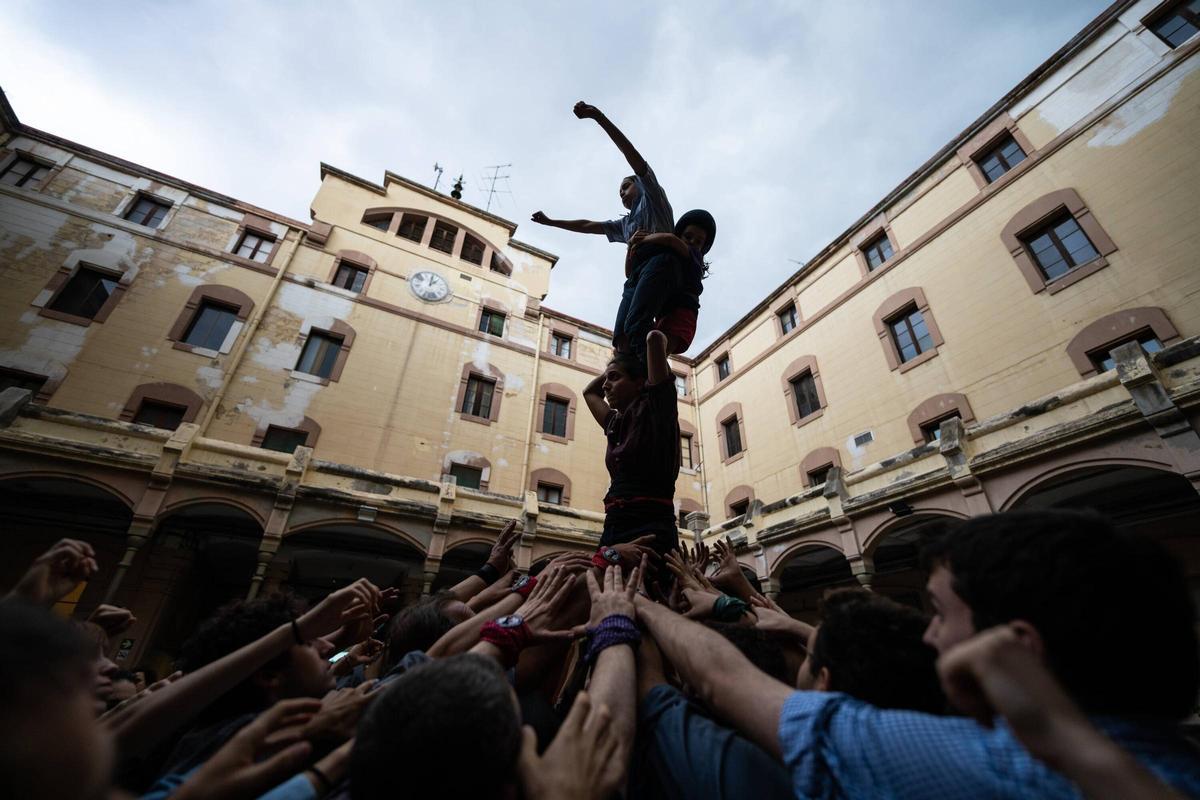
584, 614, 641, 664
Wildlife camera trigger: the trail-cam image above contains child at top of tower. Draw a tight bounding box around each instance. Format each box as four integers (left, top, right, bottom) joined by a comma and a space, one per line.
532, 101, 715, 360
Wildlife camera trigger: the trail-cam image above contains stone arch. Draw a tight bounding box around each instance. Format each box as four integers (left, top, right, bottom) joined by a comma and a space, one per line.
769, 540, 846, 580
863, 510, 968, 555
283, 519, 427, 555
158, 496, 268, 528
0, 469, 137, 510
998, 457, 1179, 512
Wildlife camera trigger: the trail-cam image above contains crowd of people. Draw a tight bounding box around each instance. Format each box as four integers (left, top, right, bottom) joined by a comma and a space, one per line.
3, 505, 1199, 799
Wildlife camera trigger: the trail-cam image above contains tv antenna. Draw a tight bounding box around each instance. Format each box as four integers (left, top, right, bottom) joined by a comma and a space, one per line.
432, 163, 445, 192
482, 163, 512, 212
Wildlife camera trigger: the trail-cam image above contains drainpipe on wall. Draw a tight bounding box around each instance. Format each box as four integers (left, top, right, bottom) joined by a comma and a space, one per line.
519, 312, 546, 494
196, 228, 306, 436
690, 361, 711, 524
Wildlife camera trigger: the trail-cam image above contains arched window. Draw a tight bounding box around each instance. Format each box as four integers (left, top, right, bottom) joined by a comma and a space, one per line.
1065, 307, 1179, 377
907, 393, 975, 444
1000, 188, 1117, 294
167, 284, 256, 356
780, 355, 827, 427
724, 485, 755, 519
456, 361, 506, 424
529, 467, 572, 506
800, 447, 842, 488
873, 287, 945, 373
121, 383, 205, 431
715, 401, 747, 464
327, 250, 378, 295
536, 383, 578, 442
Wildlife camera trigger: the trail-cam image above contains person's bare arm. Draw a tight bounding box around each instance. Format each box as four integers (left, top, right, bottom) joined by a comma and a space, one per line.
574, 102, 648, 177
632, 231, 690, 260
448, 521, 521, 602
583, 372, 611, 428
634, 595, 793, 759
530, 212, 606, 235
7, 538, 98, 606
429, 593, 523, 659
646, 330, 670, 387
111, 579, 380, 758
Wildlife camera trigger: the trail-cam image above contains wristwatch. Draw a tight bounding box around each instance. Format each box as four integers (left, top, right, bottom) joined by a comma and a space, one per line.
495, 614, 526, 629
511, 575, 536, 597
601, 547, 622, 565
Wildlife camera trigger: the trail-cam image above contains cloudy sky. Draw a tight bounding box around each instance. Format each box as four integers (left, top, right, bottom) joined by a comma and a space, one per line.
3, 0, 1106, 352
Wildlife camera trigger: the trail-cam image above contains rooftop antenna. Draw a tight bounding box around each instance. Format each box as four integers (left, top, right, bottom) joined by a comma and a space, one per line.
432, 163, 444, 192
482, 163, 512, 212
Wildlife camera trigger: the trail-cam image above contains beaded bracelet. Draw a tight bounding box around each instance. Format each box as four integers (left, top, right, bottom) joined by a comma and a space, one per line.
584, 614, 641, 664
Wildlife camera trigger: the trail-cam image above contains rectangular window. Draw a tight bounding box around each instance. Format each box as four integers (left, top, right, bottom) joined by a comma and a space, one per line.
543, 396, 569, 437
397, 213, 428, 242
429, 220, 458, 254
133, 400, 186, 431
0, 156, 50, 188
551, 333, 572, 359
1150, 0, 1200, 47
853, 430, 875, 447
680, 434, 693, 470
976, 134, 1027, 183
674, 373, 687, 397
333, 262, 369, 293
261, 425, 308, 453
235, 230, 275, 263
722, 417, 743, 457
363, 214, 391, 231
0, 367, 47, 397
808, 466, 831, 488
678, 510, 691, 529
778, 304, 798, 334
888, 306, 935, 363
1089, 332, 1165, 373
790, 372, 820, 419
921, 413, 962, 443
460, 234, 485, 265
47, 266, 119, 320
729, 499, 750, 518
1022, 214, 1100, 281
183, 301, 238, 351
716, 355, 731, 381
295, 331, 343, 379
479, 309, 505, 337
462, 375, 496, 419
537, 482, 563, 505
123, 196, 171, 228
862, 233, 894, 271
490, 253, 508, 274
449, 463, 482, 490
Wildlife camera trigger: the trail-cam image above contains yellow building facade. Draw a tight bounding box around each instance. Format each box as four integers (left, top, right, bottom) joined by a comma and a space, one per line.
1, 0, 1198, 665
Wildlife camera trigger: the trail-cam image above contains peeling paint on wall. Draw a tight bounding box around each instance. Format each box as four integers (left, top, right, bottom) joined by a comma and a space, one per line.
1088, 57, 1198, 148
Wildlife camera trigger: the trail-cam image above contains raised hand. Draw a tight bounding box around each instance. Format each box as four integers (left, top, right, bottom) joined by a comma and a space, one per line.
173, 698, 320, 800
546, 552, 595, 575
681, 587, 723, 620
296, 578, 381, 642
610, 534, 660, 573
297, 682, 378, 745
88, 603, 137, 637
585, 557, 643, 628
516, 565, 579, 644
9, 538, 99, 606
711, 538, 762, 602
573, 101, 601, 120
332, 638, 383, 677
531, 211, 552, 225
664, 549, 703, 593
486, 520, 521, 573
517, 691, 621, 800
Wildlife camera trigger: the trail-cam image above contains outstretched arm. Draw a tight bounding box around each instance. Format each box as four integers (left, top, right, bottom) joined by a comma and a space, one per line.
634, 595, 792, 760
584, 372, 611, 427
574, 102, 648, 177
530, 211, 606, 235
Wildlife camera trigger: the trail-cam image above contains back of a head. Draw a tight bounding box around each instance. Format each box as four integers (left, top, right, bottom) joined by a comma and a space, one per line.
609, 352, 647, 382
383, 592, 458, 671
809, 589, 944, 713
707, 622, 792, 685
0, 601, 93, 708
176, 594, 302, 718
352, 654, 521, 800
933, 509, 1199, 719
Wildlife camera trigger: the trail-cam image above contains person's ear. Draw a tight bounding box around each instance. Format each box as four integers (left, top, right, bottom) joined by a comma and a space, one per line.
1007, 619, 1046, 658
815, 666, 832, 692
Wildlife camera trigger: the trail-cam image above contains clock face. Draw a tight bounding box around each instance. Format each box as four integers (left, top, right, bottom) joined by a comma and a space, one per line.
410, 270, 450, 302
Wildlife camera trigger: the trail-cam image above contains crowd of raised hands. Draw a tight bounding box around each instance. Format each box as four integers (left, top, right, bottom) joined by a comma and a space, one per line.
2, 508, 1194, 800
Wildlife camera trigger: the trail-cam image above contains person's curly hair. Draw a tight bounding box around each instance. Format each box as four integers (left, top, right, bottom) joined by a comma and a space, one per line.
808, 588, 944, 714
176, 594, 304, 720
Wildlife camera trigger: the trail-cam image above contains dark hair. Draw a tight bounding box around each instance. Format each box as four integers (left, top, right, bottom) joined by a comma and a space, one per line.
807, 589, 944, 713
176, 594, 303, 719
133, 666, 158, 684
608, 352, 647, 383
352, 654, 521, 799
927, 509, 1198, 719
0, 601, 92, 707
383, 591, 459, 670
706, 622, 791, 684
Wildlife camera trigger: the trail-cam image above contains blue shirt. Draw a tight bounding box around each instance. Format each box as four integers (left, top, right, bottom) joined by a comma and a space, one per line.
632, 685, 793, 800
779, 691, 1200, 799
602, 166, 674, 243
